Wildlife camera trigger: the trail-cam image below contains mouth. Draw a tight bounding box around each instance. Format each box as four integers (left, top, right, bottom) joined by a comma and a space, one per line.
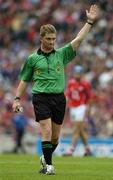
48, 44, 54, 49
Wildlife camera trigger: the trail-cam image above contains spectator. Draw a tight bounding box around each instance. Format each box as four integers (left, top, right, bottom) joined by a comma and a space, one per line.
12, 113, 27, 153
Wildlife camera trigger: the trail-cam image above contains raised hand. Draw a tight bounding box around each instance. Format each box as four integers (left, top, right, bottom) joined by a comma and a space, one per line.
86, 4, 99, 23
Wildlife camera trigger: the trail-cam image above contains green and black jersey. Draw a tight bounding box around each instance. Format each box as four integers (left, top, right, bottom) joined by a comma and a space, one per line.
19, 43, 76, 94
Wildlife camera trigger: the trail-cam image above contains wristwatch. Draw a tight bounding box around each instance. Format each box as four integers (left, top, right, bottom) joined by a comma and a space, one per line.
87, 20, 93, 26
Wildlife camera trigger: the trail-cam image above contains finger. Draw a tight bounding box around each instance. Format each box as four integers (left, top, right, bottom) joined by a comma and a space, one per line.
12, 107, 16, 112
91, 4, 98, 11
14, 108, 18, 113
13, 106, 19, 113
93, 4, 99, 11
86, 10, 88, 15
90, 5, 94, 11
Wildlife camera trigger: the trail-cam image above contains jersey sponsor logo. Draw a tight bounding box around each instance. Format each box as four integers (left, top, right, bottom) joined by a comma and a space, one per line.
56, 62, 62, 73
56, 65, 61, 73
35, 68, 42, 75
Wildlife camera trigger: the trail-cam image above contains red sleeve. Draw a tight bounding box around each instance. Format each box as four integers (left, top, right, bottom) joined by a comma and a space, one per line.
65, 79, 74, 99
85, 82, 97, 103
84, 81, 94, 103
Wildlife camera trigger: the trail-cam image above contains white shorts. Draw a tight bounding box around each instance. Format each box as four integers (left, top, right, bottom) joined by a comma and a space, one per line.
70, 104, 87, 122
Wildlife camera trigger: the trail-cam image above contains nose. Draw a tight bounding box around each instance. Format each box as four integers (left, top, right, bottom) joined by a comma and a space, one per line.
50, 39, 54, 44
49, 41, 54, 46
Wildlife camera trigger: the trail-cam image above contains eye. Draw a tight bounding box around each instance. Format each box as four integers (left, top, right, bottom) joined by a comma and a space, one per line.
46, 38, 56, 41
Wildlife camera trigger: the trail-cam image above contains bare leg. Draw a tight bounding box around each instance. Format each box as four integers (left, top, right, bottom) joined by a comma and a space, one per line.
39, 118, 52, 141
51, 121, 62, 153
64, 122, 81, 155
71, 122, 81, 147
80, 122, 92, 155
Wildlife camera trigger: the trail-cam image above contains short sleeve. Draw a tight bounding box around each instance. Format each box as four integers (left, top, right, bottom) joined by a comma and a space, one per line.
19, 56, 33, 82
59, 43, 76, 65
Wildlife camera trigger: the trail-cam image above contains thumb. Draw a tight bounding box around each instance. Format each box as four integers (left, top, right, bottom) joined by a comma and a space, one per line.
86, 10, 89, 15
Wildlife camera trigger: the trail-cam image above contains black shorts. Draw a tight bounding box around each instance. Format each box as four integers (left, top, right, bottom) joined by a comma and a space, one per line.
32, 93, 66, 125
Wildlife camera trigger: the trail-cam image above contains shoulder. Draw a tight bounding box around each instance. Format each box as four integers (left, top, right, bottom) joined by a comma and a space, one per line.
68, 78, 76, 85
26, 52, 38, 65
27, 52, 38, 63
56, 43, 73, 51
81, 79, 91, 88
28, 52, 37, 60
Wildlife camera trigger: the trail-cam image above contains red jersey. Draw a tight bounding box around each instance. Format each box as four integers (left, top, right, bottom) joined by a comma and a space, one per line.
65, 78, 93, 107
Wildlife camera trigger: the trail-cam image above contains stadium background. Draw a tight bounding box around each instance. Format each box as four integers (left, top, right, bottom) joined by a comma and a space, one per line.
0, 0, 113, 156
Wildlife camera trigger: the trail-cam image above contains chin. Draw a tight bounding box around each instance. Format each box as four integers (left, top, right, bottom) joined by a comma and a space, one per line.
48, 47, 54, 51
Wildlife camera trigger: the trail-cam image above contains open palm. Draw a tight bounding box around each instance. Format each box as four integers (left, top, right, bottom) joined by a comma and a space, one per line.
86, 5, 99, 22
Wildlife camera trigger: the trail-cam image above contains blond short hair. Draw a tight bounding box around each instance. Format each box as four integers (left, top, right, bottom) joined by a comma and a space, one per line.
40, 24, 57, 37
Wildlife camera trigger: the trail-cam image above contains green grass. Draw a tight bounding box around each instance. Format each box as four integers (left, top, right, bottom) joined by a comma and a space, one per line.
0, 154, 113, 180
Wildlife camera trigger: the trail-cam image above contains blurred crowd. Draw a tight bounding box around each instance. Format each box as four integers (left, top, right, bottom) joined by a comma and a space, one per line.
0, 0, 113, 139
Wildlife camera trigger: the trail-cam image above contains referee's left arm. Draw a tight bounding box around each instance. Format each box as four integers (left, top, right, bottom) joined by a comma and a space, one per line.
71, 4, 99, 50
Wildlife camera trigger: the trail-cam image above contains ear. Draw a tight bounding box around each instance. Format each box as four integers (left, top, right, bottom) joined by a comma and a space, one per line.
40, 36, 45, 41
40, 37, 43, 42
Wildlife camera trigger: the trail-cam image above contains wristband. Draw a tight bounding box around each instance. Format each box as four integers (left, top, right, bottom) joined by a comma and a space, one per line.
87, 21, 93, 26
14, 96, 20, 100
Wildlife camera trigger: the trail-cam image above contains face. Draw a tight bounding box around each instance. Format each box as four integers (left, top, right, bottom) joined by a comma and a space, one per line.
41, 33, 56, 51
73, 73, 82, 81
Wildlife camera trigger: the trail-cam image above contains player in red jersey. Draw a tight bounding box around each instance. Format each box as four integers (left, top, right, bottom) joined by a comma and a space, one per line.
64, 65, 93, 156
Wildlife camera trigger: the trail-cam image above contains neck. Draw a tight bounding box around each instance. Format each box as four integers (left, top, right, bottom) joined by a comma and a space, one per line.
76, 78, 81, 82
41, 45, 53, 53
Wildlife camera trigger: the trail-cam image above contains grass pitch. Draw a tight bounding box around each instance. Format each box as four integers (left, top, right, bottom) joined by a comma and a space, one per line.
0, 154, 113, 180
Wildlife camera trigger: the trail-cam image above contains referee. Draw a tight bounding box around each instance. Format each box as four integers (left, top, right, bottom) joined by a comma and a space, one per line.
12, 4, 99, 175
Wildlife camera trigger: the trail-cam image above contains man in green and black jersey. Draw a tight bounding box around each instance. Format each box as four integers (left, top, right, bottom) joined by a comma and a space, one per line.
12, 5, 99, 175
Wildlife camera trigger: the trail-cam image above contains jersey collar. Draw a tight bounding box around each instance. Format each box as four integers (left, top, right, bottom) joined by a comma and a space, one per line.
37, 48, 55, 56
